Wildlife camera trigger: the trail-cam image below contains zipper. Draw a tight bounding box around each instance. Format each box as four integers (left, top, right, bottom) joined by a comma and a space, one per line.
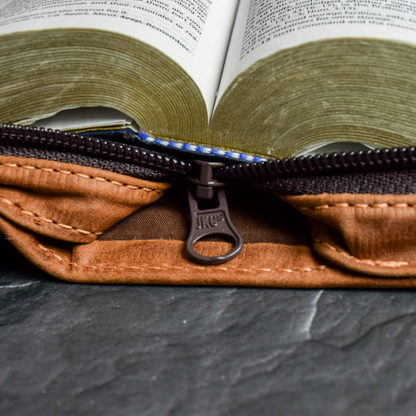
2, 124, 416, 180
186, 160, 244, 265
215, 146, 416, 181
0, 124, 193, 176
1, 124, 416, 265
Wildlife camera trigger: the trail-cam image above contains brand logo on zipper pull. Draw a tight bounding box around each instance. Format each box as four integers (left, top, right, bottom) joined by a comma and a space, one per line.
196, 212, 224, 229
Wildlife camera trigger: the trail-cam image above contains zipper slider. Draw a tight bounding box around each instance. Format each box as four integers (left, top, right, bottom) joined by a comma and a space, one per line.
186, 160, 244, 265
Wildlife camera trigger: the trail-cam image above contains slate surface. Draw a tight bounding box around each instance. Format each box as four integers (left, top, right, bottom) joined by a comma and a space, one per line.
1, 236, 415, 416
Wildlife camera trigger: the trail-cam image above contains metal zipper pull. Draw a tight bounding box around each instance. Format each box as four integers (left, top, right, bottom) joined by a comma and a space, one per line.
186, 160, 244, 265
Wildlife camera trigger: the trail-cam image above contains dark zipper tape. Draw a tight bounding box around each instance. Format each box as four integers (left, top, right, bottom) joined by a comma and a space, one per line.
253, 169, 416, 196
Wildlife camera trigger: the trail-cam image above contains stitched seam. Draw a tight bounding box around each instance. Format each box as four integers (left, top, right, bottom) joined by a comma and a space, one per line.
0, 162, 163, 194
296, 203, 416, 211
35, 244, 326, 273
0, 196, 102, 236
313, 238, 416, 268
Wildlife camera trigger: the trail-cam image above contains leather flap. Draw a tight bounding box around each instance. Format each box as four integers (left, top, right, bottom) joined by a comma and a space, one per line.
0, 156, 170, 243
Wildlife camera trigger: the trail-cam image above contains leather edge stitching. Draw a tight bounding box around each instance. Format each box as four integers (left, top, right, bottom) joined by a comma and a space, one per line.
1, 162, 163, 193
313, 237, 416, 268
297, 203, 416, 210
35, 243, 327, 273
0, 196, 102, 236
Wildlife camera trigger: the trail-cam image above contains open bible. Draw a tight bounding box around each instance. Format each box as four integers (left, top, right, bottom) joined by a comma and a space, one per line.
1, 0, 416, 158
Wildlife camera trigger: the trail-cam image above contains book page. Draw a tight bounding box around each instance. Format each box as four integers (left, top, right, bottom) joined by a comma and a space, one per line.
31, 107, 139, 132
0, 0, 239, 116
217, 0, 416, 102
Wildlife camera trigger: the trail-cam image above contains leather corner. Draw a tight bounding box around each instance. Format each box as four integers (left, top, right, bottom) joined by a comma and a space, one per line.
281, 193, 416, 277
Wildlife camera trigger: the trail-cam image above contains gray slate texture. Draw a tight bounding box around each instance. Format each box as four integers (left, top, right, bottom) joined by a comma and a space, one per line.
0, 236, 415, 416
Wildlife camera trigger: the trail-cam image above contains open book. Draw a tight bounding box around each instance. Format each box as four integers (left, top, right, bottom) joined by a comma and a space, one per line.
1, 0, 416, 158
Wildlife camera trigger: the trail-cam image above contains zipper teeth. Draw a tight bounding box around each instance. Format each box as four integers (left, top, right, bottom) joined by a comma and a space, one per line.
216, 147, 416, 181
0, 124, 193, 175
2, 124, 416, 181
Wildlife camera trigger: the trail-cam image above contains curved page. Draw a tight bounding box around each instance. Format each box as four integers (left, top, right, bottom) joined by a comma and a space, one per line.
0, 0, 239, 117
218, 0, 416, 101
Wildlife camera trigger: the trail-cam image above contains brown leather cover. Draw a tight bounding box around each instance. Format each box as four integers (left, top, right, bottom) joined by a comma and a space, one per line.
1, 155, 416, 286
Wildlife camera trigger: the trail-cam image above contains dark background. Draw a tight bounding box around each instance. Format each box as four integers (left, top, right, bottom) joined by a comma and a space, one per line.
1, 236, 415, 416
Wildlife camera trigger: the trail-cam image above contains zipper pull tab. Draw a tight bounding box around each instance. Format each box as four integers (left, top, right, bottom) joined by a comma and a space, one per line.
186, 160, 244, 265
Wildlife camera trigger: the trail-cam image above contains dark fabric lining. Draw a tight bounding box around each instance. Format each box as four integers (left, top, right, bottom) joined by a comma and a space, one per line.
99, 184, 311, 245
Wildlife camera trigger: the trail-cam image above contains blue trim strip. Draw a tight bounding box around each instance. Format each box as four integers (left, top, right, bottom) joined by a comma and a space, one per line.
137, 131, 268, 162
